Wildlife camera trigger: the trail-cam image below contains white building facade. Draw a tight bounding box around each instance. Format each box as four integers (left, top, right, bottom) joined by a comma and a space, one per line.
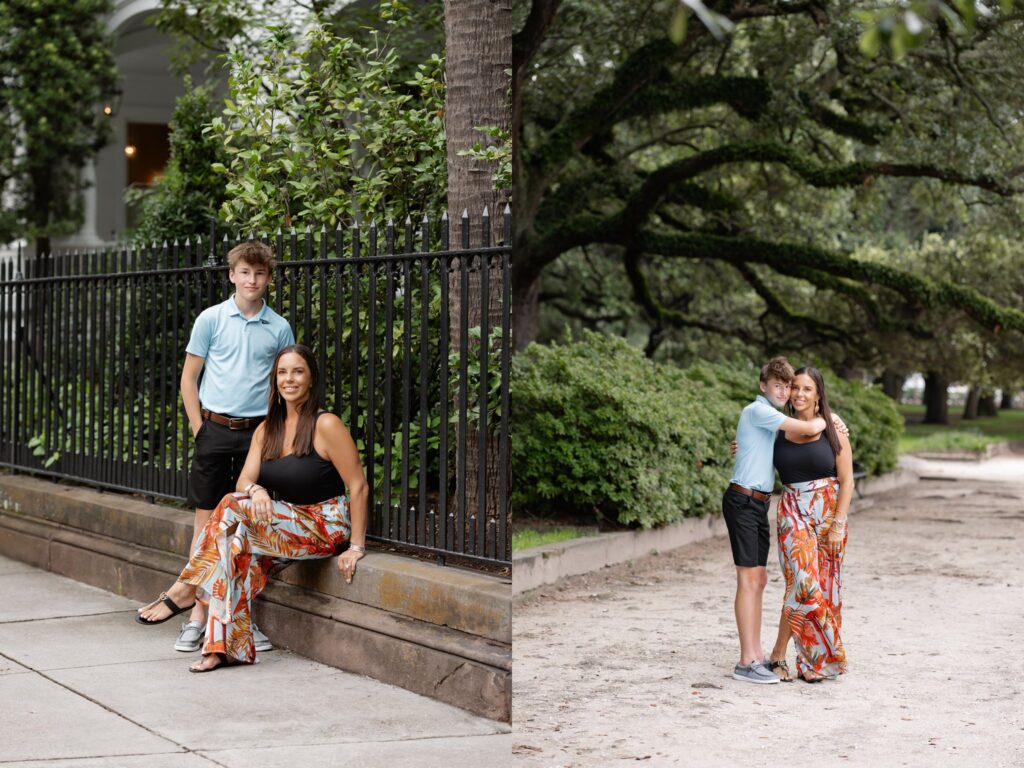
0, 0, 211, 265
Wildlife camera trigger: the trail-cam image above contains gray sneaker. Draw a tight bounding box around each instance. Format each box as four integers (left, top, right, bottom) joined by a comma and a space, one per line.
174, 620, 205, 652
733, 659, 781, 684
252, 623, 273, 652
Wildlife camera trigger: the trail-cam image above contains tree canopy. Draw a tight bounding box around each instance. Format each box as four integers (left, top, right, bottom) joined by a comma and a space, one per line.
0, 0, 118, 252
513, 0, 1024, 381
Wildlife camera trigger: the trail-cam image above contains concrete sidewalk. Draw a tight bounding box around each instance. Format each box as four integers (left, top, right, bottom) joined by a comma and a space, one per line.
0, 555, 511, 767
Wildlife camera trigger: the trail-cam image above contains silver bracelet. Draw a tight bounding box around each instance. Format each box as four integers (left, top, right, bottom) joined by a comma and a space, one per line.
349, 543, 366, 553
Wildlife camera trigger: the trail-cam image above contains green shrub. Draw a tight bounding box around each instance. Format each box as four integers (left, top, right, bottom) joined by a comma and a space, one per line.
826, 376, 903, 476
512, 333, 903, 528
512, 331, 737, 528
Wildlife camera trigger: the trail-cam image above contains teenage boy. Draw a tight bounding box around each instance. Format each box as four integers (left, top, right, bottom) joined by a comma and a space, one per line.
724, 356, 826, 684
174, 242, 294, 653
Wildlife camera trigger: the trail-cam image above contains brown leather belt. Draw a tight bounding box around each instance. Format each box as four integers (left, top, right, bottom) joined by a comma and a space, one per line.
201, 408, 263, 430
729, 483, 771, 503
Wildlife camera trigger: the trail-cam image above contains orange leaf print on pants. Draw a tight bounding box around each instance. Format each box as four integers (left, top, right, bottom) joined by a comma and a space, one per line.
177, 492, 351, 665
777, 477, 847, 681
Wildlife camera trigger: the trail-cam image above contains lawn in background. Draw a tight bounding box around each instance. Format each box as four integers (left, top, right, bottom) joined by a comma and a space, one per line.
899, 405, 1024, 454
512, 526, 597, 552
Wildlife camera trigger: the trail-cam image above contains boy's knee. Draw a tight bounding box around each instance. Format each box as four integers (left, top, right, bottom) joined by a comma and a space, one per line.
737, 567, 767, 591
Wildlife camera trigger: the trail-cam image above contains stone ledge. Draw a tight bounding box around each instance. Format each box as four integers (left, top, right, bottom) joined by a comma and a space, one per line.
0, 474, 509, 644
0, 473, 510, 721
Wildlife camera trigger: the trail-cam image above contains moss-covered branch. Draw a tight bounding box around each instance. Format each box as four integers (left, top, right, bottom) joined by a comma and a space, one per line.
772, 265, 891, 331
733, 263, 849, 343
618, 142, 1019, 233
528, 38, 676, 181
632, 228, 1024, 335
623, 249, 760, 345
798, 93, 888, 145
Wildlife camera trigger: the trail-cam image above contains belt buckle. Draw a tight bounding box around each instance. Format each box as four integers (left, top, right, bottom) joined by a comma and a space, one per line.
227, 416, 247, 429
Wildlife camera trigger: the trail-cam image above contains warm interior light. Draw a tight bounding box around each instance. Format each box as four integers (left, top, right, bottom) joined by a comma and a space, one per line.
103, 105, 113, 115
124, 144, 137, 158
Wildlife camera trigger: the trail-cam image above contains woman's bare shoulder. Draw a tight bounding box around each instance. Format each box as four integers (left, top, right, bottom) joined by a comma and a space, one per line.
315, 411, 348, 434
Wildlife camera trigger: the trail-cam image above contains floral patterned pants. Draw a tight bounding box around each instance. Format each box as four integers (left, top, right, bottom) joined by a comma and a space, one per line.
179, 492, 351, 663
777, 476, 847, 681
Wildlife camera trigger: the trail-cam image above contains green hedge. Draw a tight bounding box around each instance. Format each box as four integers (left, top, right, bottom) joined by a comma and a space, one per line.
512, 332, 901, 528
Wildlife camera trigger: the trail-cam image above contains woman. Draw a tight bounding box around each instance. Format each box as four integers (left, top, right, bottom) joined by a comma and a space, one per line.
764, 367, 852, 683
136, 344, 369, 673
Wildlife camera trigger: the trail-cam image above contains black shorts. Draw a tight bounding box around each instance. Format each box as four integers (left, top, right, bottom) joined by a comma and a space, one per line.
722, 487, 771, 567
186, 419, 261, 509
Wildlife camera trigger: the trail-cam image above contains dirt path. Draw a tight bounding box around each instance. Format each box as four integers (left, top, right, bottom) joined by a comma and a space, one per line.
512, 463, 1024, 767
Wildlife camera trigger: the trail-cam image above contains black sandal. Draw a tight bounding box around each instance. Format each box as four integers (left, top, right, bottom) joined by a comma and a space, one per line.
766, 659, 793, 682
135, 592, 196, 625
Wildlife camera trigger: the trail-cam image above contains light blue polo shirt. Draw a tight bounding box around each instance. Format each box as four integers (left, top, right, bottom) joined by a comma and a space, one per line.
186, 296, 294, 417
730, 395, 787, 493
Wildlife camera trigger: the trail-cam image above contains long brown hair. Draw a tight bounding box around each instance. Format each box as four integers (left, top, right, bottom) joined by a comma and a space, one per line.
788, 366, 842, 457
260, 344, 323, 461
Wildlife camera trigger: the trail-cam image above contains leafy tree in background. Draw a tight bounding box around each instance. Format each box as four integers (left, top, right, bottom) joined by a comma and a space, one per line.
145, 1, 449, 235
125, 77, 229, 247
513, 0, 1024, 365
0, 0, 118, 257
210, 16, 447, 231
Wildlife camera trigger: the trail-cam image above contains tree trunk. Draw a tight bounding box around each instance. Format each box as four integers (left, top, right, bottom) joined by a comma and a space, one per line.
978, 392, 998, 418
1000, 388, 1015, 410
512, 273, 539, 351
963, 387, 980, 420
443, 0, 512, 560
880, 369, 905, 401
923, 371, 949, 424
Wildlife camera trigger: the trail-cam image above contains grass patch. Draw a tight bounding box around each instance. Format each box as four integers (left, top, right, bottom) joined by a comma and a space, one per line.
512, 526, 596, 552
899, 406, 1024, 454
898, 429, 993, 455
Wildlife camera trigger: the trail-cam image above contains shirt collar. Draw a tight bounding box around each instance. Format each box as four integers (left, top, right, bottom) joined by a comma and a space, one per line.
755, 394, 777, 408
227, 295, 267, 321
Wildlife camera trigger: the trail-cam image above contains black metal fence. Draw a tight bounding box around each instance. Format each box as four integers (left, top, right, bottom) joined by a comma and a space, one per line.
0, 209, 511, 567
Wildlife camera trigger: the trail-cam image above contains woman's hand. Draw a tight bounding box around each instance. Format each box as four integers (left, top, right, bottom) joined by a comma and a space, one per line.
825, 520, 846, 554
830, 413, 849, 437
249, 487, 273, 524
337, 548, 364, 583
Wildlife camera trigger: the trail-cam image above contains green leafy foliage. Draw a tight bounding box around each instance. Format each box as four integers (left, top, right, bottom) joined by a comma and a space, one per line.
826, 377, 903, 476
0, 0, 119, 245
512, 332, 902, 528
512, 331, 737, 528
211, 17, 447, 232
456, 125, 511, 193
856, 0, 1020, 59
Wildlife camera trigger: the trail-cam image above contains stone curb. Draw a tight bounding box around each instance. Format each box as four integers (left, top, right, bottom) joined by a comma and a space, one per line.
513, 468, 920, 595
911, 441, 1011, 462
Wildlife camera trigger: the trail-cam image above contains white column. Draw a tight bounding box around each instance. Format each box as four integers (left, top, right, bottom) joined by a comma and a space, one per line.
76, 160, 106, 247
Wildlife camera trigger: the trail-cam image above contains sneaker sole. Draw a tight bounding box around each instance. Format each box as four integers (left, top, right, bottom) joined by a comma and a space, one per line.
174, 643, 203, 652
254, 644, 274, 653
732, 672, 780, 684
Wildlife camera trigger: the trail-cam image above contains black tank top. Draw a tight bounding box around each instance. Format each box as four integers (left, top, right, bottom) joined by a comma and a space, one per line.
257, 416, 346, 504
773, 431, 837, 485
